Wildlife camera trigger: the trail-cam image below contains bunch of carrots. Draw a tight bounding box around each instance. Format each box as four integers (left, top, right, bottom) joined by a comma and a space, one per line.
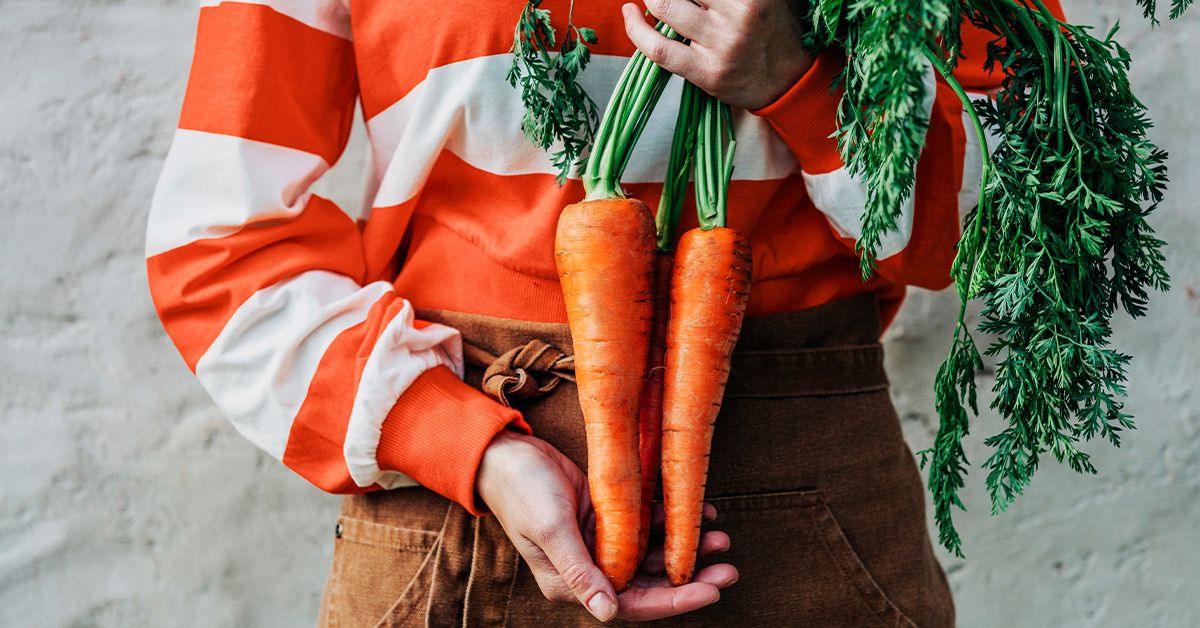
553, 29, 750, 588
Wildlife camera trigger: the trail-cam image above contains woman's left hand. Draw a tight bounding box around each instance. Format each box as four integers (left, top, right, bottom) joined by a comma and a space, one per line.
621, 0, 814, 110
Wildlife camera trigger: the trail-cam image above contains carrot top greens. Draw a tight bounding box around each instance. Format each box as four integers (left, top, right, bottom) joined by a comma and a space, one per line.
804, 0, 1188, 557
507, 0, 599, 183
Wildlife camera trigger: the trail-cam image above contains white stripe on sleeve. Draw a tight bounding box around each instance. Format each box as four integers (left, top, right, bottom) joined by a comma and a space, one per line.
958, 91, 1002, 216
147, 130, 332, 258
344, 301, 464, 489
194, 271, 391, 461
366, 55, 798, 210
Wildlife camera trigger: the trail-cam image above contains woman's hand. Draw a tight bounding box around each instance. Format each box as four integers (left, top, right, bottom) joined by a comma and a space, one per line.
621, 0, 814, 110
476, 430, 738, 622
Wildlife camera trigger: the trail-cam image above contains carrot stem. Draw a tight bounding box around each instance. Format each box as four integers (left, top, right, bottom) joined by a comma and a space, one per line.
657, 81, 702, 251
583, 21, 678, 201
694, 93, 734, 230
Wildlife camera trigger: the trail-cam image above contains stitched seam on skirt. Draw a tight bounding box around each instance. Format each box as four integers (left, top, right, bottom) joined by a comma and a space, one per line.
336, 515, 440, 551
326, 529, 344, 628
704, 490, 823, 512
374, 535, 442, 628
723, 383, 890, 399
809, 503, 917, 628
498, 543, 519, 628
461, 517, 482, 628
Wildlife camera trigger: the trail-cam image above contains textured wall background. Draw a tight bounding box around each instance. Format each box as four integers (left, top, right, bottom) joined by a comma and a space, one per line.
1, 1, 1196, 626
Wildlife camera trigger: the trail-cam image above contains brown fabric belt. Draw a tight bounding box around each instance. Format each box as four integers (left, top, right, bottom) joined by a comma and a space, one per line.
439, 292, 888, 407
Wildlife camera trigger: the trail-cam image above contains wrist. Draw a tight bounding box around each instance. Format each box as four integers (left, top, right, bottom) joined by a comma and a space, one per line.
475, 429, 536, 507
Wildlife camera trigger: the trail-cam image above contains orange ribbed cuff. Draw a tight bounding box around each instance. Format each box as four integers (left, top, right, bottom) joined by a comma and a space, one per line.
376, 365, 531, 515
751, 49, 848, 174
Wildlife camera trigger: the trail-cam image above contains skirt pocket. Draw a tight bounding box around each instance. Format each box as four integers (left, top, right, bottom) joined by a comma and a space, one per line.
319, 513, 444, 628
688, 489, 916, 628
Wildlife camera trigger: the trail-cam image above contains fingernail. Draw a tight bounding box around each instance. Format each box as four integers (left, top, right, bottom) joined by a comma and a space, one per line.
587, 592, 617, 622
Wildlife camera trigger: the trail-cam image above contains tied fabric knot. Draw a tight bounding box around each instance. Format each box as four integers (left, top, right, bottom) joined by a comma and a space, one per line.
463, 340, 575, 407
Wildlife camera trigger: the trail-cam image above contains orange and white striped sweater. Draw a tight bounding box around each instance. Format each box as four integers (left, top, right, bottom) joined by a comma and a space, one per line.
147, 0, 1062, 512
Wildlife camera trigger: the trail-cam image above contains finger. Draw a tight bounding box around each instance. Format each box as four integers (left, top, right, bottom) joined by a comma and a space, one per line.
693, 562, 739, 589
641, 0, 712, 43
615, 580, 722, 621
640, 530, 731, 575
538, 525, 619, 622
698, 530, 731, 556
511, 539, 579, 607
621, 4, 700, 78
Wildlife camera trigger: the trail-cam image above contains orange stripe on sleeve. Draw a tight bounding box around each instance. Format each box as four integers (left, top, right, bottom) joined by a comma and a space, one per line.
750, 49, 847, 175
376, 365, 530, 515
146, 195, 365, 370
281, 292, 406, 493
283, 291, 532, 503
180, 2, 357, 164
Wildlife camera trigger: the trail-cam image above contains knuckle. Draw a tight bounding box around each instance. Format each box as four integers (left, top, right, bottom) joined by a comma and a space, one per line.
543, 587, 574, 604
742, 0, 766, 17
707, 62, 734, 92
647, 0, 674, 19
559, 562, 594, 594
529, 516, 571, 547
529, 524, 557, 547
647, 42, 672, 65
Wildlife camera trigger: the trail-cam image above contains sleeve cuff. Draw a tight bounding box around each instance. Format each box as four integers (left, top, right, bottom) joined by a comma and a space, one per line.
751, 48, 848, 174
375, 365, 531, 515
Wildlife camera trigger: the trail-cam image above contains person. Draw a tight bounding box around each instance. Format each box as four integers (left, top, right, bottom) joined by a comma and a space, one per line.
147, 0, 1063, 624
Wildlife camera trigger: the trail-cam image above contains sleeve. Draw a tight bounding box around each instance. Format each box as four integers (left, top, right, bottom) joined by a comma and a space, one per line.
146, 0, 527, 513
748, 1, 1066, 291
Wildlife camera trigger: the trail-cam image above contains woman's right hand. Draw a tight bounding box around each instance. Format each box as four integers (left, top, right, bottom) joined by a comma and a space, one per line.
476, 430, 738, 623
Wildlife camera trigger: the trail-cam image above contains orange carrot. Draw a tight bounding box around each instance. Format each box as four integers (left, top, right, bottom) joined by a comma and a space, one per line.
661, 227, 751, 585
636, 251, 673, 562
552, 21, 681, 590
661, 89, 749, 586
556, 198, 656, 590
636, 78, 699, 564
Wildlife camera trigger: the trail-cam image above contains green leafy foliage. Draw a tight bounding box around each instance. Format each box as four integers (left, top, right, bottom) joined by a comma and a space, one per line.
509, 0, 1188, 557
796, 0, 1183, 557
1134, 0, 1194, 22
507, 0, 599, 183
926, 2, 1171, 556
810, 0, 961, 278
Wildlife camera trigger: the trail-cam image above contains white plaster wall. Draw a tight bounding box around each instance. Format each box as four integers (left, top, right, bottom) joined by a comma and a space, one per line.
0, 1, 1195, 626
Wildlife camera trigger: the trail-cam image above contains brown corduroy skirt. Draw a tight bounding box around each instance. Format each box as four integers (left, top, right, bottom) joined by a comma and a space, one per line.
317, 295, 954, 627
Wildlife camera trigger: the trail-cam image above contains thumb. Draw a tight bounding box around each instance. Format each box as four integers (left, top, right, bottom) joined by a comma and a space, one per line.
542, 526, 619, 622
